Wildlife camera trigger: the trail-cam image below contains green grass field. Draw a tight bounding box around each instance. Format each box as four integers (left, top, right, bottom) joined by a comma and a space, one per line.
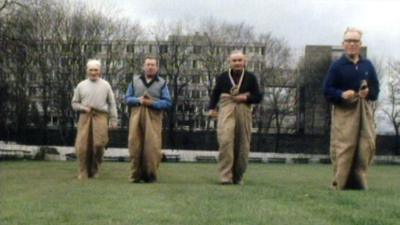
0, 161, 399, 225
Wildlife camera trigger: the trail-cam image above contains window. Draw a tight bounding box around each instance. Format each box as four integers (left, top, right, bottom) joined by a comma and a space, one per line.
43, 44, 50, 52
177, 104, 184, 112
52, 116, 58, 125
192, 90, 200, 99
215, 47, 220, 54
62, 44, 70, 52
255, 62, 262, 71
103, 44, 111, 52
159, 45, 168, 54
93, 44, 102, 53
127, 44, 135, 53
112, 44, 122, 52
192, 75, 200, 84
203, 104, 209, 113
200, 120, 206, 128
29, 87, 37, 96
193, 46, 202, 54
160, 58, 167, 67
261, 47, 266, 56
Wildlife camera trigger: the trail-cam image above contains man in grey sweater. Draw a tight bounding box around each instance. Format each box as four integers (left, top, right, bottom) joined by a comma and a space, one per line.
72, 59, 118, 180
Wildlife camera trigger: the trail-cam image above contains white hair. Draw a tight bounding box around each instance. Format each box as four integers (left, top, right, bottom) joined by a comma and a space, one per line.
229, 50, 245, 57
86, 59, 101, 70
228, 50, 247, 62
343, 27, 363, 39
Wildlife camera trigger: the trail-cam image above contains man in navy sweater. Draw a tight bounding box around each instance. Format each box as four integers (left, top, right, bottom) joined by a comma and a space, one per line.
323, 28, 380, 190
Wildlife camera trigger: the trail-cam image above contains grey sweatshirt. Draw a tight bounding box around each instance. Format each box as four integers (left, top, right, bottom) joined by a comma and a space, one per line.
71, 78, 118, 123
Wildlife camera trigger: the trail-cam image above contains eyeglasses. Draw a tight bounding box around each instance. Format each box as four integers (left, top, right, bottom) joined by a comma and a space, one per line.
344, 39, 361, 44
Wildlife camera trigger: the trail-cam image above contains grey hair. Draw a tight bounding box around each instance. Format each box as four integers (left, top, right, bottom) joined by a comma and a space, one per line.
229, 50, 245, 57
86, 59, 101, 70
343, 27, 363, 39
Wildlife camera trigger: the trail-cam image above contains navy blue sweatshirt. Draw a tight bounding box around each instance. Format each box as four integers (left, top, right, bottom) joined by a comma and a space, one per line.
209, 70, 263, 109
323, 55, 380, 104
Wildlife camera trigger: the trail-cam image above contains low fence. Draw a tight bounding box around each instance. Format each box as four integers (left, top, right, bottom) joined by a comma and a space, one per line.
0, 128, 399, 155
2, 142, 400, 165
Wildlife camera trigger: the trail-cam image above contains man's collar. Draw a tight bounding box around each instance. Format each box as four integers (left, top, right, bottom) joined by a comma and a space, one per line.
88, 77, 101, 82
140, 73, 160, 81
341, 54, 364, 64
139, 73, 160, 87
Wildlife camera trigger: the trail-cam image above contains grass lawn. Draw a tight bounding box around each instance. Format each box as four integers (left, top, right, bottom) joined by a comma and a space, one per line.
0, 161, 399, 225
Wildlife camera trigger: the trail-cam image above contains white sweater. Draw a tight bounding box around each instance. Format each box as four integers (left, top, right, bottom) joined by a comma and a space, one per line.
71, 78, 118, 123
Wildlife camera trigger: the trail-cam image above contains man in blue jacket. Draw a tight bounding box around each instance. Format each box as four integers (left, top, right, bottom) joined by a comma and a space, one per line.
125, 56, 172, 183
323, 28, 380, 190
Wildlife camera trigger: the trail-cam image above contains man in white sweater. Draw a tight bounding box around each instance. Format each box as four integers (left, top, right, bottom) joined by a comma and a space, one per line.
72, 59, 118, 180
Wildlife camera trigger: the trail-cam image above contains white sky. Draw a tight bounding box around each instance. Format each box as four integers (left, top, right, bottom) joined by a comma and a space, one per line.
84, 0, 400, 60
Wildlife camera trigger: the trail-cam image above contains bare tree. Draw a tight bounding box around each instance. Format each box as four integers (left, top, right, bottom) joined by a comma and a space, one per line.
0, 0, 7, 11
0, 0, 36, 142
150, 21, 194, 148
105, 19, 143, 128
382, 60, 400, 154
43, 0, 143, 143
0, 0, 146, 143
369, 57, 385, 116
256, 34, 297, 152
27, 0, 63, 143
197, 18, 237, 131
0, 0, 25, 12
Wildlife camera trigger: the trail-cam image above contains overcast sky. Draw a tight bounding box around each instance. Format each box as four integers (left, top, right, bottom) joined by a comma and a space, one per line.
85, 0, 400, 60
